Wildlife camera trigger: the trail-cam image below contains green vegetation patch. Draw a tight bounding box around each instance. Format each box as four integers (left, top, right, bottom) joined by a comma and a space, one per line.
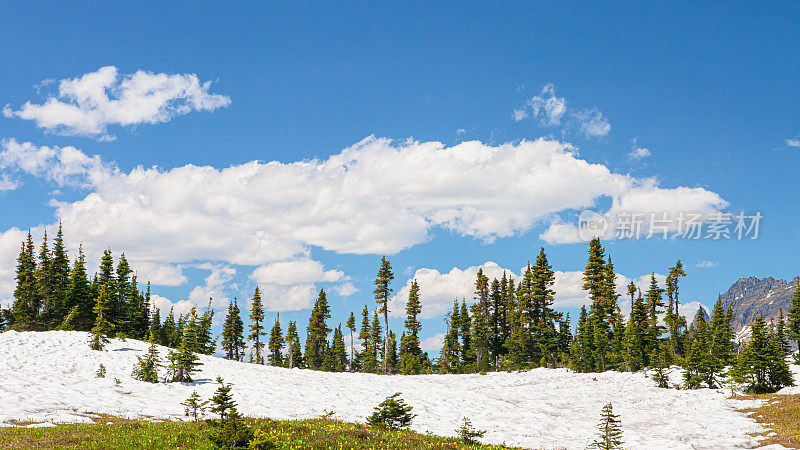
0, 416, 517, 449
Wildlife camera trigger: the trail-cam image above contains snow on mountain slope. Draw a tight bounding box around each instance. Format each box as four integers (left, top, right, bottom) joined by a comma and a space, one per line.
0, 331, 773, 449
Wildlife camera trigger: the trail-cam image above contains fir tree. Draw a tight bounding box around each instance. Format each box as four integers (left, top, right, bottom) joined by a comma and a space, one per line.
367, 393, 416, 430
161, 307, 176, 348
167, 308, 202, 382
328, 325, 348, 372
456, 417, 486, 445
221, 299, 246, 361
132, 331, 161, 383
12, 231, 39, 325
268, 314, 284, 366
371, 309, 384, 372
248, 287, 265, 364
89, 284, 114, 350
588, 403, 624, 449
182, 391, 208, 422
285, 320, 302, 368
650, 341, 671, 388
305, 289, 331, 370
788, 277, 800, 357
570, 306, 594, 372
733, 315, 794, 394
49, 224, 70, 323
684, 308, 712, 389
440, 300, 461, 373
346, 312, 357, 370
358, 305, 376, 372
399, 280, 423, 375
623, 292, 649, 371
66, 246, 93, 330
664, 260, 687, 357
373, 256, 394, 374
459, 300, 472, 366
196, 299, 216, 355
207, 377, 253, 448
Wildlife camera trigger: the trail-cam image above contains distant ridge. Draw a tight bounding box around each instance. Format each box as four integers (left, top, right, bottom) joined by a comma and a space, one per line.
720, 276, 798, 331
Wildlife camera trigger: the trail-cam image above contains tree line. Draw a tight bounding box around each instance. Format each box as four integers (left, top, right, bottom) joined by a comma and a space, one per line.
2, 230, 798, 393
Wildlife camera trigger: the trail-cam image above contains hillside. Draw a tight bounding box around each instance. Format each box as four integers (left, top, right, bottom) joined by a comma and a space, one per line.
721, 277, 798, 331
0, 331, 780, 449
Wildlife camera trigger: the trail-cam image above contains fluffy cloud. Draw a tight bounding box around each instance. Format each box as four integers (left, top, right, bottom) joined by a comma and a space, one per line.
150, 294, 195, 318
0, 136, 726, 303
515, 84, 610, 138
0, 138, 114, 188
132, 261, 187, 286
250, 260, 344, 285
333, 282, 358, 297
188, 263, 236, 308
787, 138, 800, 148
3, 66, 230, 140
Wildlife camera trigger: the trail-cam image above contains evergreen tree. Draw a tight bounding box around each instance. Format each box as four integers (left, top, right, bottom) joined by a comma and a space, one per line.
66, 246, 93, 330
399, 280, 423, 374
645, 273, 665, 345
97, 250, 117, 324
207, 377, 253, 448
788, 277, 800, 357
440, 300, 461, 373
708, 298, 735, 368
733, 315, 794, 394
373, 256, 394, 374
132, 331, 161, 383
371, 309, 384, 372
459, 300, 472, 366
366, 393, 415, 430
268, 314, 284, 366
684, 308, 712, 389
35, 231, 53, 320
167, 307, 202, 382
650, 342, 671, 388
196, 299, 216, 355
456, 417, 486, 445
181, 391, 208, 422
285, 320, 302, 368
221, 299, 245, 360
12, 231, 39, 325
346, 312, 356, 370
248, 287, 265, 364
161, 307, 177, 347
49, 224, 70, 323
328, 325, 348, 372
470, 302, 490, 372
530, 248, 559, 368
358, 305, 376, 372
305, 289, 331, 370
588, 403, 624, 449
89, 284, 113, 350
570, 306, 594, 372
149, 308, 162, 344
623, 292, 649, 371
664, 261, 687, 357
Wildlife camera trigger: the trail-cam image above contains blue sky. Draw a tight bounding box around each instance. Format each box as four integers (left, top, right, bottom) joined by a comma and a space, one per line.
1, 2, 798, 352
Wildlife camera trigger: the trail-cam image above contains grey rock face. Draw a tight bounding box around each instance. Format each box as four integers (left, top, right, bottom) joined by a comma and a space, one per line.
720, 276, 798, 331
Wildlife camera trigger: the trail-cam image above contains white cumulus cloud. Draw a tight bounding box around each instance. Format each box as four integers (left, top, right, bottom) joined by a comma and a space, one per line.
3, 66, 230, 140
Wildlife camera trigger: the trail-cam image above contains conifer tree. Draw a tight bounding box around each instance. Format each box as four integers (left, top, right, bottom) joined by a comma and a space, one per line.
328, 325, 348, 372
623, 292, 649, 371
788, 277, 800, 358
49, 224, 70, 323
182, 391, 208, 422
358, 305, 376, 372
570, 306, 594, 372
132, 331, 161, 383
399, 280, 423, 374
196, 299, 215, 355
589, 403, 624, 449
89, 284, 113, 350
733, 315, 794, 394
645, 273, 665, 345
373, 256, 394, 374
248, 287, 265, 364
456, 417, 486, 445
440, 300, 461, 373
221, 300, 245, 360
650, 342, 671, 388
684, 308, 712, 389
367, 393, 415, 430
664, 261, 686, 356
35, 231, 54, 320
708, 298, 735, 367
207, 377, 253, 447
66, 246, 93, 330
268, 314, 284, 366
161, 307, 177, 347
346, 312, 356, 370
150, 308, 162, 345
371, 309, 383, 372
459, 300, 472, 366
167, 307, 202, 382
285, 320, 302, 368
470, 302, 490, 372
12, 231, 38, 325
305, 289, 331, 370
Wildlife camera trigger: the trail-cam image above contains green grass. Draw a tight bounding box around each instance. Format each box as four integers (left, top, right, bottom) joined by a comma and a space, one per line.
736, 394, 800, 448
0, 415, 520, 449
